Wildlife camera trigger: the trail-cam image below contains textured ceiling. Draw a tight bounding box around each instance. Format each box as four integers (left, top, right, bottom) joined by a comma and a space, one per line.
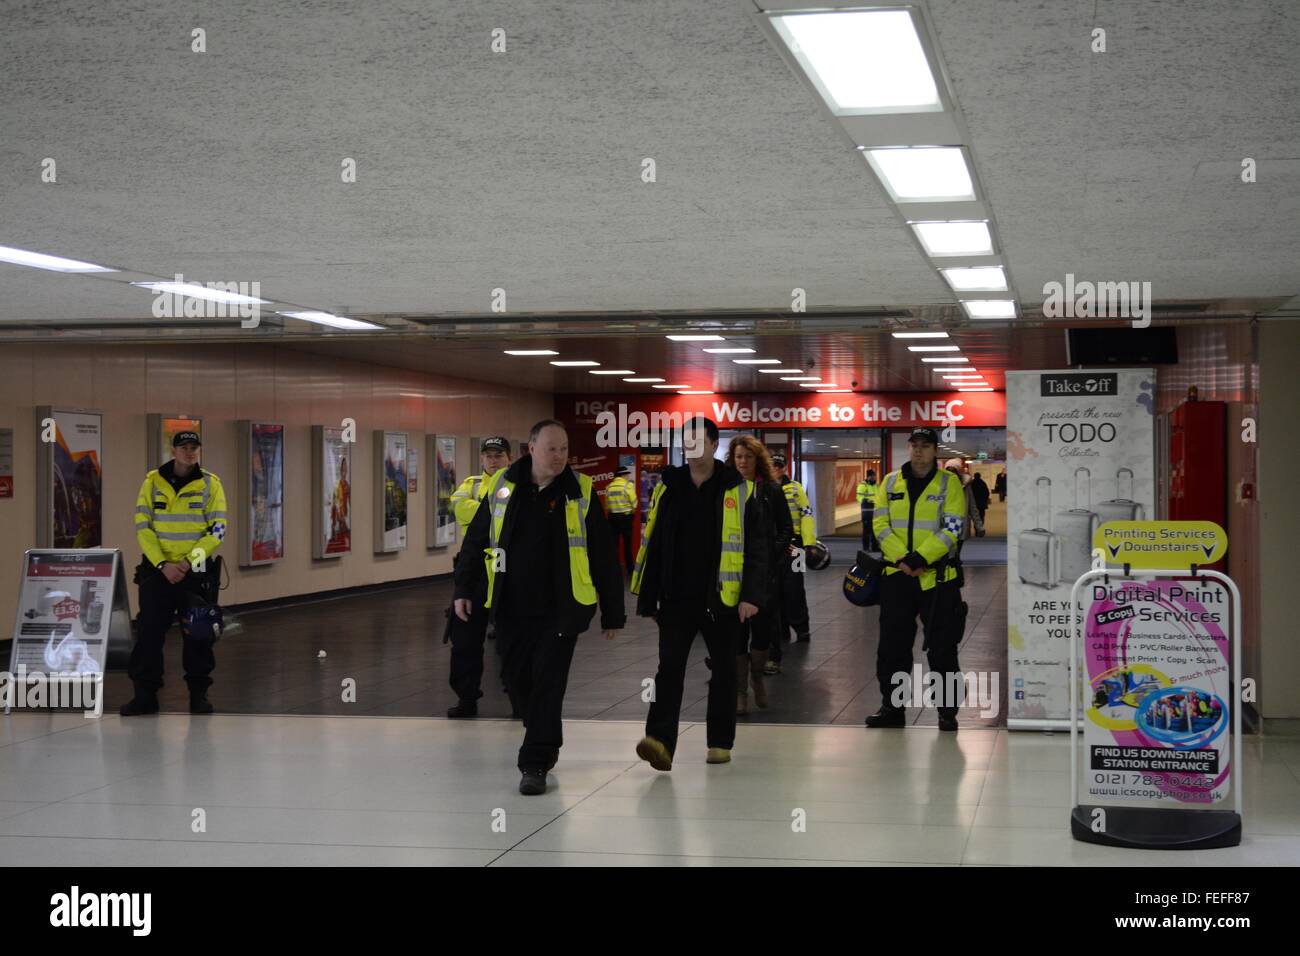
0, 0, 1295, 339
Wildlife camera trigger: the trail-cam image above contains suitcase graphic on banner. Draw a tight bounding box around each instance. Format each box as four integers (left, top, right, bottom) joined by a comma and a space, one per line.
1096, 466, 1145, 524
1056, 466, 1100, 584
1018, 476, 1060, 588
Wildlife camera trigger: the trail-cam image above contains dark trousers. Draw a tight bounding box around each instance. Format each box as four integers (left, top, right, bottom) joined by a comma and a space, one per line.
774, 551, 809, 659
876, 573, 962, 716
861, 508, 878, 551
738, 605, 776, 654
129, 568, 215, 694
448, 600, 491, 703
645, 609, 740, 755
608, 514, 634, 576
497, 615, 578, 772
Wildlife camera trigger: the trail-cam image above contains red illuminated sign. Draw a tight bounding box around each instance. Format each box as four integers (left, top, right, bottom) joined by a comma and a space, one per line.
556, 391, 1004, 432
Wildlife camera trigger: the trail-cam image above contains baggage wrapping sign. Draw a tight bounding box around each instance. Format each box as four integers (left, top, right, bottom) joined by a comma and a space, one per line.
1005, 370, 1156, 726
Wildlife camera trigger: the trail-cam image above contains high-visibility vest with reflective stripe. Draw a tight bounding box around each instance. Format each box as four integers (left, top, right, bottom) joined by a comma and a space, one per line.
482, 470, 598, 609
605, 476, 636, 515
630, 477, 753, 607
781, 479, 816, 545
871, 467, 965, 590
134, 469, 228, 566
450, 473, 493, 536
856, 481, 878, 506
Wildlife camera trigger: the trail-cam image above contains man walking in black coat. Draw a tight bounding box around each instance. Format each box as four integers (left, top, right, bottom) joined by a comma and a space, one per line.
631, 417, 769, 769
454, 420, 625, 795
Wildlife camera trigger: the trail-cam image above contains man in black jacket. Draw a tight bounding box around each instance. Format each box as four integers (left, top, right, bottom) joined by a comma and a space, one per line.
454, 420, 625, 794
631, 417, 769, 770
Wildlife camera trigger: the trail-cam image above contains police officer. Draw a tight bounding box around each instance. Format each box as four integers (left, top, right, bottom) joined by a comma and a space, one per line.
604, 465, 637, 580
445, 436, 512, 718
771, 453, 815, 666
632, 417, 768, 771
856, 469, 879, 551
453, 420, 624, 795
866, 427, 967, 731
121, 431, 228, 716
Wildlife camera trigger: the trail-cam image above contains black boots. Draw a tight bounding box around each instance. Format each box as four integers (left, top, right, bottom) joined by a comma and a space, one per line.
864, 706, 906, 728
189, 688, 214, 715
119, 693, 159, 717
447, 701, 478, 719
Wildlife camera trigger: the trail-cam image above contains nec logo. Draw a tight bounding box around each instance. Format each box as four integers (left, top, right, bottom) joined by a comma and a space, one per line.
1040, 373, 1118, 397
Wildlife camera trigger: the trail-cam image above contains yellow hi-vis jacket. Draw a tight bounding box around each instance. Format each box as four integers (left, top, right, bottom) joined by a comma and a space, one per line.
855, 480, 878, 507
604, 475, 636, 516
872, 466, 965, 590
134, 467, 228, 567
450, 472, 498, 536
631, 478, 754, 607
482, 468, 598, 609
781, 478, 816, 545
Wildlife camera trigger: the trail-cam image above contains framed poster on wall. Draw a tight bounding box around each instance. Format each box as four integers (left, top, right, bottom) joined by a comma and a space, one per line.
375, 430, 409, 553
237, 421, 285, 566
428, 434, 457, 549
312, 426, 352, 558
35, 407, 103, 549
147, 413, 202, 469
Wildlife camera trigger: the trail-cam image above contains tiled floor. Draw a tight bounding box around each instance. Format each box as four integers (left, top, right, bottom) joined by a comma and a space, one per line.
98, 538, 1008, 727
1, 711, 1296, 866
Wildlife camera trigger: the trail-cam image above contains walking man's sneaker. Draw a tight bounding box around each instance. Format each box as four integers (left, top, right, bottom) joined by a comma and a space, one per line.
636, 735, 673, 772
519, 769, 548, 795
705, 748, 731, 764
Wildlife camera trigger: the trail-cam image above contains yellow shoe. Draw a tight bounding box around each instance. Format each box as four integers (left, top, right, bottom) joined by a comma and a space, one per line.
636, 736, 673, 772
706, 748, 731, 764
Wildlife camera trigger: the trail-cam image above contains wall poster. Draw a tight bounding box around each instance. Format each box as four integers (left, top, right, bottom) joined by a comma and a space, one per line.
429, 434, 457, 549
147, 413, 202, 469
312, 426, 352, 558
375, 430, 409, 553
35, 407, 103, 549
238, 421, 285, 566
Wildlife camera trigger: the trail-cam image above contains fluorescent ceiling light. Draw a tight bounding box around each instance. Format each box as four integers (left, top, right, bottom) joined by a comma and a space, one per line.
865, 147, 975, 202
550, 360, 600, 367
624, 377, 665, 383
817, 389, 851, 393
780, 376, 821, 381
702, 347, 755, 354
278, 311, 382, 330
666, 334, 725, 341
652, 384, 690, 389
907, 345, 960, 352
0, 245, 116, 273
138, 281, 271, 306
589, 369, 635, 375
942, 373, 982, 379
800, 382, 837, 388
678, 390, 714, 395
771, 10, 939, 112
504, 349, 559, 356
910, 221, 994, 257
957, 387, 995, 392
733, 359, 782, 365
922, 356, 970, 363
759, 368, 804, 374
941, 266, 1007, 292
962, 299, 1018, 319
891, 331, 949, 339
